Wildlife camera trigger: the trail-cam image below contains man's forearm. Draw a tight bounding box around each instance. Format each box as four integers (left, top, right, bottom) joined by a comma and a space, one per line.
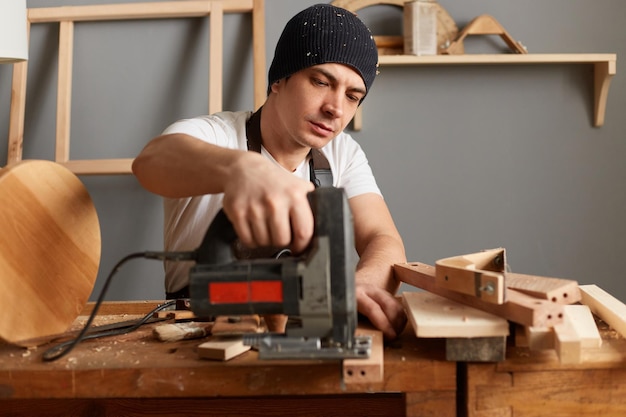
355, 234, 406, 294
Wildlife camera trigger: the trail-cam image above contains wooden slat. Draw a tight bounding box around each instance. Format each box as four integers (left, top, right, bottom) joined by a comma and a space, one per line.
55, 20, 74, 163
60, 158, 134, 175
251, 0, 266, 110
7, 61, 28, 164
553, 306, 583, 364
506, 272, 580, 304
208, 1, 223, 114
395, 262, 564, 327
80, 300, 165, 315
198, 336, 251, 360
26, 0, 254, 22
524, 325, 555, 351
579, 284, 626, 338
402, 291, 509, 338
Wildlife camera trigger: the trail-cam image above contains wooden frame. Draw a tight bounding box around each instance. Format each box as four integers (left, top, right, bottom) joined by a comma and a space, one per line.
7, 0, 266, 175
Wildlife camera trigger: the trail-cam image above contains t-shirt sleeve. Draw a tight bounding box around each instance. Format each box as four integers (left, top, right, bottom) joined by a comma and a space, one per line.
324, 133, 382, 199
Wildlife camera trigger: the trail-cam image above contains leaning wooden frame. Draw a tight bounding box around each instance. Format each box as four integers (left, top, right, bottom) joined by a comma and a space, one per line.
7, 0, 266, 175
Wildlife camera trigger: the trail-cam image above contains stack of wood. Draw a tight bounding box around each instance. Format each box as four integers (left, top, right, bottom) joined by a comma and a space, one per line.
394, 248, 624, 363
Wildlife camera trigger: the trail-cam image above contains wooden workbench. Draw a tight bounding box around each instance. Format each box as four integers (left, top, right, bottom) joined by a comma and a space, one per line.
463, 319, 626, 417
0, 301, 456, 417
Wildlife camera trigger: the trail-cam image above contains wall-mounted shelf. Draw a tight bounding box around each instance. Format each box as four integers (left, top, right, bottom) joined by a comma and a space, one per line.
353, 53, 616, 130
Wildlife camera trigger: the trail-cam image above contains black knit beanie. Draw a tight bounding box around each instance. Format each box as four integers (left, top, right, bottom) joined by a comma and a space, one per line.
268, 3, 378, 99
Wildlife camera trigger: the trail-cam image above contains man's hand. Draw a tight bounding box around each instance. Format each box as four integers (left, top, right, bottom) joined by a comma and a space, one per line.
355, 283, 407, 340
222, 152, 316, 254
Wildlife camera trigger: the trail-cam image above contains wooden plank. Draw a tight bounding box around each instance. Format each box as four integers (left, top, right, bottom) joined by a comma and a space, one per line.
55, 20, 74, 164
378, 53, 617, 66
579, 284, 626, 338
251, 0, 266, 110
198, 336, 251, 360
211, 315, 263, 335
566, 304, 602, 349
26, 0, 254, 22
343, 328, 383, 384
80, 300, 165, 315
506, 272, 580, 304
402, 291, 509, 338
61, 158, 134, 175
395, 262, 564, 327
553, 307, 582, 364
208, 1, 223, 114
524, 325, 555, 351
7, 58, 28, 164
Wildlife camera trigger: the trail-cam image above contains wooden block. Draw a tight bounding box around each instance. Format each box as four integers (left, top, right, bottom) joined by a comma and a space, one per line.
525, 326, 555, 351
435, 248, 506, 304
566, 304, 602, 349
211, 315, 263, 335
153, 322, 212, 342
395, 262, 564, 328
554, 307, 583, 364
506, 272, 581, 304
153, 310, 197, 321
402, 292, 509, 338
514, 323, 529, 347
579, 284, 626, 338
343, 328, 384, 384
446, 336, 507, 362
198, 336, 251, 361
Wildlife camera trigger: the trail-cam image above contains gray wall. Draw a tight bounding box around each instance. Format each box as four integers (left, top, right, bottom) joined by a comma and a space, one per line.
1, 0, 625, 303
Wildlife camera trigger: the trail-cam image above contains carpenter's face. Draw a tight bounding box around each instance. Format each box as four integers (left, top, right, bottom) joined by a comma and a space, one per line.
270, 63, 365, 149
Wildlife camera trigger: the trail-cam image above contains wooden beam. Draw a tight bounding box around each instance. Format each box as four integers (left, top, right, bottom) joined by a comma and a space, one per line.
579, 284, 626, 338
506, 272, 580, 304
395, 262, 564, 327
26, 1, 254, 22
198, 336, 251, 360
55, 20, 74, 163
402, 291, 508, 338
343, 328, 384, 384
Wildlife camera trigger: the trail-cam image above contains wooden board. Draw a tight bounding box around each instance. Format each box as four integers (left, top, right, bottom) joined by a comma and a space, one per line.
579, 284, 626, 339
395, 262, 564, 328
198, 336, 251, 361
402, 291, 509, 338
0, 160, 100, 345
343, 328, 384, 384
506, 272, 580, 304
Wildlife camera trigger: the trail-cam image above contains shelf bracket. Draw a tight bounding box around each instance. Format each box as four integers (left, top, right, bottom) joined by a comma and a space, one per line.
594, 59, 616, 127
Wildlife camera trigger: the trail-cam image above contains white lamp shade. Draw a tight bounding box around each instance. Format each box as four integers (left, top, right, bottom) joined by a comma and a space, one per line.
0, 0, 28, 63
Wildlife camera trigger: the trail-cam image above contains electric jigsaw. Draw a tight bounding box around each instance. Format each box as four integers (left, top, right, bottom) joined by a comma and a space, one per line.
188, 187, 371, 360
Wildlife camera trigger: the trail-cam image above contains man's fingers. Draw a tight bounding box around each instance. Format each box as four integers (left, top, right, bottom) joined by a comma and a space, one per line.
356, 285, 407, 340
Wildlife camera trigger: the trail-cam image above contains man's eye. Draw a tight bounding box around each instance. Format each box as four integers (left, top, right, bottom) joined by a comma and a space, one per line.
347, 94, 361, 102
313, 78, 328, 86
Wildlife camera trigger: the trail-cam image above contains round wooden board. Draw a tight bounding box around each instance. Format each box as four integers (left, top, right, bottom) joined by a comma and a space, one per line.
0, 160, 101, 345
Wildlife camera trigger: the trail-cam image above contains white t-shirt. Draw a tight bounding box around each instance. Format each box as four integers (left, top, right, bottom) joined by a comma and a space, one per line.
161, 110, 381, 293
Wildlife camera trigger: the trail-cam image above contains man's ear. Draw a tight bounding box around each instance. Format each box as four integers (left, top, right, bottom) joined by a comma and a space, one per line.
270, 80, 281, 93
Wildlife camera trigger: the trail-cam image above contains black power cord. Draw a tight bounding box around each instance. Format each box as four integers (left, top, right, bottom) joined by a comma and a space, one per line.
42, 250, 197, 362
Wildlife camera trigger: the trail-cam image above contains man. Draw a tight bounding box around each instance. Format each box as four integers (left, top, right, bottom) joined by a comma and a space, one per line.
132, 4, 407, 340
